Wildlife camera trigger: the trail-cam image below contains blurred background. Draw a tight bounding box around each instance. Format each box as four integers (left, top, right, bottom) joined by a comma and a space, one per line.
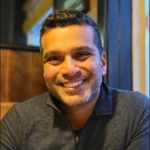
0, 0, 149, 117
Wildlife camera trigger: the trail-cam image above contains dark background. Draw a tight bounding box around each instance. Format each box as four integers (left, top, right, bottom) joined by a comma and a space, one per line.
0, 0, 27, 45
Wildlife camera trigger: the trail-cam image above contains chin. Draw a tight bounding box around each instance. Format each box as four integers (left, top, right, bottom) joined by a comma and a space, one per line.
58, 94, 91, 107
62, 101, 87, 107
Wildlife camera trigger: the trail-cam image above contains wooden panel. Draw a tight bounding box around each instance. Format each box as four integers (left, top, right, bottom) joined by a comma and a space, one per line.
0, 49, 47, 103
0, 102, 15, 118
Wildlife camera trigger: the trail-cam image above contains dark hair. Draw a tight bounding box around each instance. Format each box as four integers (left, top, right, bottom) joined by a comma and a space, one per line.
40, 10, 103, 54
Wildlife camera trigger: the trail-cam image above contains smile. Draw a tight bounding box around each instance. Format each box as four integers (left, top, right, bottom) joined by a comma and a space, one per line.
62, 81, 83, 88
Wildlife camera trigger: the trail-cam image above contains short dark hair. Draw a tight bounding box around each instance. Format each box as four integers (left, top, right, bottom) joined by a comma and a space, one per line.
40, 10, 103, 54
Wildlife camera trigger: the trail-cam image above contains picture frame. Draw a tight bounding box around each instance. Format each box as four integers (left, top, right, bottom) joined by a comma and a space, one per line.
54, 0, 89, 13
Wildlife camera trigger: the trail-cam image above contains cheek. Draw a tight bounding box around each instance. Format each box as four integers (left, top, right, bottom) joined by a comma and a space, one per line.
84, 59, 102, 76
43, 65, 58, 81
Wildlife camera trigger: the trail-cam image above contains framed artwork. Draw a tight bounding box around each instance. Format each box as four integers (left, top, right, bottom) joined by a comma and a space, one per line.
54, 0, 89, 13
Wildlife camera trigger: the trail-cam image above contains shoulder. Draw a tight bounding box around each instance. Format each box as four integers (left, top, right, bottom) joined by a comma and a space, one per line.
111, 88, 149, 107
108, 87, 149, 130
0, 92, 54, 148
2, 92, 51, 121
109, 87, 149, 116
13, 92, 50, 112
16, 92, 50, 108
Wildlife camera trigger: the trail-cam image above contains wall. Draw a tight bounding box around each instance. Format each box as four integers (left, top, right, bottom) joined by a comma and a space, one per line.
0, 48, 47, 118
132, 0, 149, 96
0, 0, 26, 45
87, 0, 98, 23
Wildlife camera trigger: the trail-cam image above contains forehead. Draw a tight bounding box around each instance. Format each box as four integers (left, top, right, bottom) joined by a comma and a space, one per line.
40, 25, 100, 57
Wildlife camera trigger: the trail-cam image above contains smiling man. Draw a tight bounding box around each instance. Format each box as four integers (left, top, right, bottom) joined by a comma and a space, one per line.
41, 23, 107, 131
1, 10, 149, 150
42, 25, 106, 108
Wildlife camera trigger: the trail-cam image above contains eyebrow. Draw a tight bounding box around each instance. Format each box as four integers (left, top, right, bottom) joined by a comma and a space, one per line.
43, 51, 60, 60
43, 46, 93, 59
71, 46, 93, 52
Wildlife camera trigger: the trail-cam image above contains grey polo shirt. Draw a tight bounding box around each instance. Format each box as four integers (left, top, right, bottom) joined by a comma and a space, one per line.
1, 83, 149, 150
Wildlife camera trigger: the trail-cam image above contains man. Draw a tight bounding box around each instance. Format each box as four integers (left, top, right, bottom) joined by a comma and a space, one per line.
1, 10, 149, 150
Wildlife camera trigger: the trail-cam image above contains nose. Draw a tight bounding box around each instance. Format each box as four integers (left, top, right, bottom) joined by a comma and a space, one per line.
60, 56, 81, 79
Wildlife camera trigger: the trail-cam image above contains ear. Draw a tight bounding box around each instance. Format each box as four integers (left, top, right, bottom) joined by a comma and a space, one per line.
101, 51, 107, 76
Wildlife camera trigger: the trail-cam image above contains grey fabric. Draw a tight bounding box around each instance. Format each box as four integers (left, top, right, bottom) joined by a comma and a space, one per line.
0, 84, 149, 150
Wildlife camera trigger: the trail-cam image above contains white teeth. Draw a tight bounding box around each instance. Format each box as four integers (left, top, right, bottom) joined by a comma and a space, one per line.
63, 81, 83, 88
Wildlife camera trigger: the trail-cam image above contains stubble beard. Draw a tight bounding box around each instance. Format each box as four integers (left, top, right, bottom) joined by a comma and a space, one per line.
51, 79, 101, 108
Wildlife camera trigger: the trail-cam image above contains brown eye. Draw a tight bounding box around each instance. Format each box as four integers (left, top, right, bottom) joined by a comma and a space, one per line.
74, 51, 91, 61
46, 55, 62, 65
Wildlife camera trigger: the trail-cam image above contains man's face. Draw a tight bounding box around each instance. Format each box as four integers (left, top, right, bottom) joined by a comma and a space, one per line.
41, 25, 107, 107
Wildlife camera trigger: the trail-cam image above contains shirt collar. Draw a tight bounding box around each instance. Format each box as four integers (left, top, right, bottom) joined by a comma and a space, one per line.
95, 82, 113, 116
46, 93, 62, 113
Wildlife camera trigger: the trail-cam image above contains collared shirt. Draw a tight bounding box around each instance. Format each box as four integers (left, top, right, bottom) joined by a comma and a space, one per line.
1, 83, 149, 150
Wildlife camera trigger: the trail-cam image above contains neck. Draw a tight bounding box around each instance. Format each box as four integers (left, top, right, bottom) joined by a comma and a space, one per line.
62, 97, 98, 130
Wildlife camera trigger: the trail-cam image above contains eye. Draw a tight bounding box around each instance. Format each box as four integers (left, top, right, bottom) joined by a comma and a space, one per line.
44, 55, 63, 65
74, 51, 91, 61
